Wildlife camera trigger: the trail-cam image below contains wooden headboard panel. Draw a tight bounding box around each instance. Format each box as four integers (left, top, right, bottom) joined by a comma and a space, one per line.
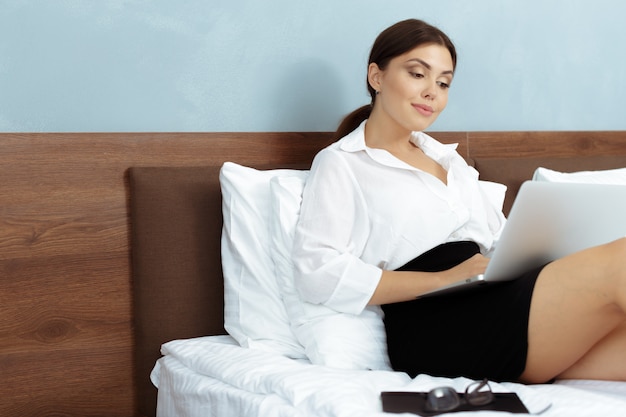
1, 131, 624, 417
0, 132, 337, 417
466, 131, 626, 213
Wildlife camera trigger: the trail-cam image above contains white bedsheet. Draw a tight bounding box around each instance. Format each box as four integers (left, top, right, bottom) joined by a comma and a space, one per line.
152, 335, 626, 417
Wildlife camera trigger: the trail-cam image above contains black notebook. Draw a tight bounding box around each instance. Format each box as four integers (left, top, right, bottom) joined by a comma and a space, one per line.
381, 391, 529, 416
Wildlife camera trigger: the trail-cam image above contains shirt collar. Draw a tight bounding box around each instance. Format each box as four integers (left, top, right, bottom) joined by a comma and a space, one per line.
338, 120, 459, 169
338, 120, 368, 152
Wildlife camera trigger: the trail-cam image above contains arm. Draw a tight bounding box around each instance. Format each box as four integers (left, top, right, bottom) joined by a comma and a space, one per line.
293, 149, 384, 314
368, 253, 490, 305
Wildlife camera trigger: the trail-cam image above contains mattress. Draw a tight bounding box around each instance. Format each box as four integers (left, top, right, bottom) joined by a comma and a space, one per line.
151, 335, 626, 417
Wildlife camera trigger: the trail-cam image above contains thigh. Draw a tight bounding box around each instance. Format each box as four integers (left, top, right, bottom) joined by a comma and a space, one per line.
521, 240, 626, 383
557, 319, 626, 380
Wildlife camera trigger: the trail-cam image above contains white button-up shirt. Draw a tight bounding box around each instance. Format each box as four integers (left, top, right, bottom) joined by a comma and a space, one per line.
292, 121, 505, 315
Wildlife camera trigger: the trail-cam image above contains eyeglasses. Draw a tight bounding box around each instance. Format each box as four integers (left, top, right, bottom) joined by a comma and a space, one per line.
425, 379, 495, 413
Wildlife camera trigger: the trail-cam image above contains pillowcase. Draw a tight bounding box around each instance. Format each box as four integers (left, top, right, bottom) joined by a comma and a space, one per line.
478, 180, 507, 212
269, 174, 392, 371
219, 162, 306, 358
532, 167, 626, 184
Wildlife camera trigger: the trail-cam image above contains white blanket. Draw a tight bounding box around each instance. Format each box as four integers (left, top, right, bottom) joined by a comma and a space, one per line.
152, 336, 626, 417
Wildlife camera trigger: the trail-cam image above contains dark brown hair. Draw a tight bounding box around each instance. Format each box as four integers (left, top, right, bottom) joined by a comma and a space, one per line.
334, 19, 457, 139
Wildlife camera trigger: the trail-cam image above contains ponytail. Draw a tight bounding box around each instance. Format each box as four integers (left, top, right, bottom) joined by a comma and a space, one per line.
334, 105, 372, 140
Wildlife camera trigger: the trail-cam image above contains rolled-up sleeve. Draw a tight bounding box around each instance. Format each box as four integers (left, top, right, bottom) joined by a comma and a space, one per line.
292, 149, 382, 315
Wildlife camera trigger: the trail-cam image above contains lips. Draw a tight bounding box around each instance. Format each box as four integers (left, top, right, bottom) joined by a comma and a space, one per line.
414, 104, 434, 116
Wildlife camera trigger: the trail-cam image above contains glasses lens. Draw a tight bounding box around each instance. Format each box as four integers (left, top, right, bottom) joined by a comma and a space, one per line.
425, 387, 461, 412
465, 379, 494, 406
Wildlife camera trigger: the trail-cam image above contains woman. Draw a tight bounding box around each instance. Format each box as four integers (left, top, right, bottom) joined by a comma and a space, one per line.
291, 18, 626, 384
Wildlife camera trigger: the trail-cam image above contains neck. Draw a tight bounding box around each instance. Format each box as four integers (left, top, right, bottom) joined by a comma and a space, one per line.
364, 107, 413, 150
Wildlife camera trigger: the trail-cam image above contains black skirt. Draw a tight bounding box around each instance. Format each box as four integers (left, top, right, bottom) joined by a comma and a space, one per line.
381, 241, 542, 382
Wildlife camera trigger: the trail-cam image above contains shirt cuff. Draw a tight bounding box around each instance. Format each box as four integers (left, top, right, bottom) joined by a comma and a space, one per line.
324, 260, 383, 315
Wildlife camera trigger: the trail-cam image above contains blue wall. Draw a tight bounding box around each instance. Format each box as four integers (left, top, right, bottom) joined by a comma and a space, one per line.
1, 0, 625, 132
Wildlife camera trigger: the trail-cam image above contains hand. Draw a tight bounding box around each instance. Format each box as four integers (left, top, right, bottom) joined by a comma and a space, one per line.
443, 254, 489, 285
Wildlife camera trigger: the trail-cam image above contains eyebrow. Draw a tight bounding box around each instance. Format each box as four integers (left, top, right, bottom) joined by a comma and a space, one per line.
408, 58, 454, 76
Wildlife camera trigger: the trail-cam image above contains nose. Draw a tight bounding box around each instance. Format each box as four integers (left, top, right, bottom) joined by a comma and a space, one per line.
422, 81, 438, 100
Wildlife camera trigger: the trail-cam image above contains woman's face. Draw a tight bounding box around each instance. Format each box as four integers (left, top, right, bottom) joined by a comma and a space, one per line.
368, 43, 454, 133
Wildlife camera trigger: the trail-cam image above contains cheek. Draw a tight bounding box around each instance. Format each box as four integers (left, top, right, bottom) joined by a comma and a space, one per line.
384, 72, 415, 94
379, 81, 406, 110
439, 92, 449, 109
385, 77, 409, 98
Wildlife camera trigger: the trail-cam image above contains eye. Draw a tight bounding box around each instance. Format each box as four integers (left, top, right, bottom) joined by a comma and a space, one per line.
437, 81, 451, 89
409, 71, 424, 79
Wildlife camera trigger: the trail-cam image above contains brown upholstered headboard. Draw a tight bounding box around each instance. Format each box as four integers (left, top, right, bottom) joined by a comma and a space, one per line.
130, 167, 226, 416
129, 164, 314, 416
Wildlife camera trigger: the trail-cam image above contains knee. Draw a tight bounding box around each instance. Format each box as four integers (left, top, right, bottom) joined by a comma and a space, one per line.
608, 237, 626, 303
606, 237, 626, 267
584, 238, 626, 299
611, 236, 626, 249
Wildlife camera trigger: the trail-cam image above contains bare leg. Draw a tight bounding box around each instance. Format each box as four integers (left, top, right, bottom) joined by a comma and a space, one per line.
558, 320, 626, 380
519, 237, 626, 383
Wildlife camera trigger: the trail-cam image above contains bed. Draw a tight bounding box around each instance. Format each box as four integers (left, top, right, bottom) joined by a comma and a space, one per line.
1, 131, 625, 416
129, 131, 626, 416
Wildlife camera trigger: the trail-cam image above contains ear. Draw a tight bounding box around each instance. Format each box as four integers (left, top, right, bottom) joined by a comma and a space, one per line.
367, 62, 383, 92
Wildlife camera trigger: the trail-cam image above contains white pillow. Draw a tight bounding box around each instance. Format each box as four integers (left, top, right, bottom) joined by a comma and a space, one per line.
533, 167, 626, 184
478, 180, 507, 212
269, 174, 392, 371
219, 162, 306, 358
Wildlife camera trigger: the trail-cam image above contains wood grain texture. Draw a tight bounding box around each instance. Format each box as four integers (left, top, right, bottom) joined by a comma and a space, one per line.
1, 130, 624, 416
467, 130, 626, 159
467, 131, 626, 214
0, 131, 336, 417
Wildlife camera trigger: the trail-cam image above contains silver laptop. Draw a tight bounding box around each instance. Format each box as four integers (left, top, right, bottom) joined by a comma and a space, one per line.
417, 180, 626, 298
